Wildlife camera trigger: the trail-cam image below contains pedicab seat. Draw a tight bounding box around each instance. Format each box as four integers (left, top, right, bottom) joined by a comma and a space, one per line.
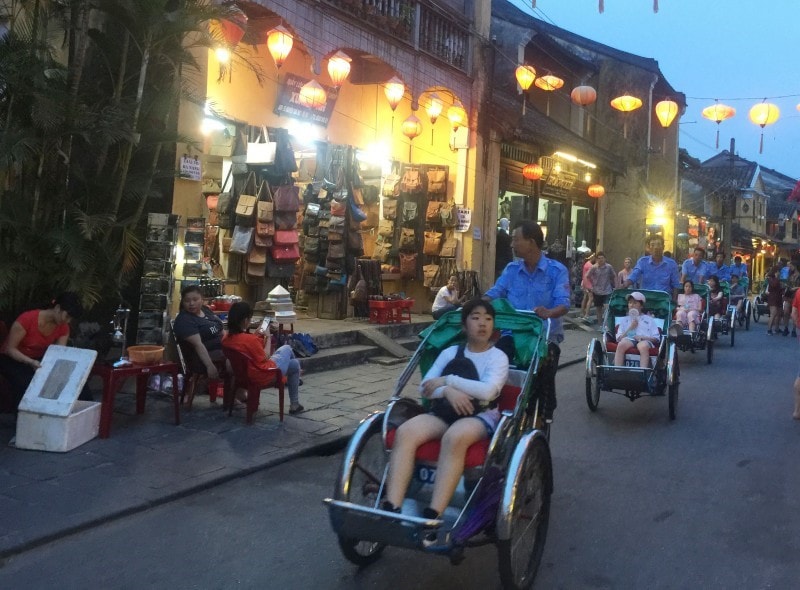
385, 383, 522, 469
604, 319, 662, 357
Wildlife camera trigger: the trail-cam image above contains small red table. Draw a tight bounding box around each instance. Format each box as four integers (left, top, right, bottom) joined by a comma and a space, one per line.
91, 361, 181, 439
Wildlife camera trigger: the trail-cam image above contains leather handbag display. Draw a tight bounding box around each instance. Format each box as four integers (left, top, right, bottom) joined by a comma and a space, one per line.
256, 218, 275, 237
229, 226, 253, 255
328, 241, 345, 259
216, 192, 234, 229
423, 231, 443, 256
402, 201, 418, 224
274, 229, 299, 246
235, 194, 257, 227
400, 168, 422, 193
423, 263, 440, 288
257, 182, 273, 222
382, 199, 397, 220
274, 211, 297, 230
248, 244, 267, 264
273, 184, 301, 212
372, 241, 391, 262
331, 198, 346, 216
246, 261, 266, 278
426, 201, 443, 222
253, 231, 272, 248
440, 235, 458, 257
427, 169, 447, 194
271, 243, 300, 262
400, 228, 416, 250
383, 173, 401, 198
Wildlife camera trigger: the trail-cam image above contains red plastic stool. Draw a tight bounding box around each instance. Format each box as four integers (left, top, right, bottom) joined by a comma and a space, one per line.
368, 300, 393, 324
394, 299, 414, 323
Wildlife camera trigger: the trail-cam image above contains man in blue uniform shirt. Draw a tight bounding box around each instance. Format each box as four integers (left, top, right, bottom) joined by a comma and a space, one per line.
708, 252, 730, 282
680, 247, 709, 285
485, 220, 570, 421
625, 236, 681, 298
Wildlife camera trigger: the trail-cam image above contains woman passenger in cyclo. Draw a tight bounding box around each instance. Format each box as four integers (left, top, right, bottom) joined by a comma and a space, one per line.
675, 280, 703, 332
728, 274, 746, 317
613, 292, 660, 370
222, 302, 304, 414
0, 292, 87, 409
382, 298, 509, 525
706, 275, 727, 319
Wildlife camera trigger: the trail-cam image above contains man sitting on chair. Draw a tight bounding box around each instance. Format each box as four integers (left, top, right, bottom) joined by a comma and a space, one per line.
614, 292, 660, 369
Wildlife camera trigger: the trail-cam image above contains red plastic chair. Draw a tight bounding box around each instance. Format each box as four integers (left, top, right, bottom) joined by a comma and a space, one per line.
222, 347, 285, 424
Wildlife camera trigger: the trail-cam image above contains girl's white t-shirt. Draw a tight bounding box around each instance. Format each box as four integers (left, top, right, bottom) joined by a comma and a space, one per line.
421, 344, 509, 401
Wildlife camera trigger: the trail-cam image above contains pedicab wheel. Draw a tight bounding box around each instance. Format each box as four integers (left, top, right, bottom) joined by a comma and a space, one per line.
497, 435, 552, 590
668, 371, 679, 421
585, 350, 601, 411
706, 340, 714, 364
730, 322, 735, 347
752, 305, 760, 323
745, 303, 751, 330
334, 418, 387, 566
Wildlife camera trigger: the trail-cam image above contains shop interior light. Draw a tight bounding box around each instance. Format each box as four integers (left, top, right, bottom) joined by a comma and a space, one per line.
554, 151, 577, 162
384, 76, 405, 111
327, 51, 351, 87
200, 117, 225, 135
584, 172, 592, 182
267, 25, 293, 69
298, 80, 327, 110
552, 162, 562, 174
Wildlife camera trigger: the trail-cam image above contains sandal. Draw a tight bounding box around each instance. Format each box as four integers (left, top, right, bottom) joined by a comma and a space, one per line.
289, 404, 305, 415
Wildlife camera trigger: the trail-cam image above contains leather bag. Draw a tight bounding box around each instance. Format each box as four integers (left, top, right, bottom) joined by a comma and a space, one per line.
246, 127, 277, 165
378, 219, 394, 238
440, 202, 456, 227
400, 228, 416, 250
440, 236, 458, 257
383, 173, 401, 198
423, 231, 442, 256
382, 199, 397, 220
427, 169, 447, 194
423, 263, 440, 288
274, 229, 299, 246
400, 252, 417, 279
400, 168, 422, 193
271, 243, 300, 262
426, 201, 443, 222
274, 184, 301, 212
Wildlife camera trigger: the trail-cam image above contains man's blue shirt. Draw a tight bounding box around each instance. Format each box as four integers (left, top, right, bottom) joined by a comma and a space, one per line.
485, 255, 571, 342
729, 262, 748, 279
708, 263, 730, 282
681, 258, 709, 284
629, 255, 681, 292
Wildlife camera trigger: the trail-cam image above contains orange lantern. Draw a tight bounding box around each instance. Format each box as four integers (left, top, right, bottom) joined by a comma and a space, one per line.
515, 65, 536, 91
326, 51, 351, 88
749, 103, 780, 154
213, 12, 248, 48
534, 75, 564, 92
655, 99, 679, 128
447, 100, 467, 132
426, 93, 443, 125
298, 80, 327, 110
267, 26, 293, 69
570, 85, 597, 106
587, 184, 605, 198
701, 102, 736, 149
522, 163, 543, 181
401, 114, 422, 140
610, 94, 642, 138
384, 76, 405, 111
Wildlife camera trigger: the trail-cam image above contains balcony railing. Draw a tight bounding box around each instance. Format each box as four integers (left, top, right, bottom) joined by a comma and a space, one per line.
326, 0, 471, 73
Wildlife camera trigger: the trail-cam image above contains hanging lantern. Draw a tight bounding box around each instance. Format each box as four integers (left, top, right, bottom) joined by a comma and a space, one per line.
298, 80, 327, 110
267, 25, 293, 69
515, 65, 536, 91
326, 51, 351, 87
522, 163, 543, 181
534, 75, 564, 92
570, 85, 597, 106
749, 102, 780, 154
426, 93, 443, 125
401, 114, 422, 140
655, 99, 679, 128
610, 95, 643, 112
383, 76, 405, 111
212, 12, 248, 48
587, 184, 605, 198
448, 100, 467, 131
701, 102, 736, 149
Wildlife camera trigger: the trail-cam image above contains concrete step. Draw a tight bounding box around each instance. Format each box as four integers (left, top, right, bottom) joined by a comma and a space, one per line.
396, 336, 421, 351
298, 343, 381, 374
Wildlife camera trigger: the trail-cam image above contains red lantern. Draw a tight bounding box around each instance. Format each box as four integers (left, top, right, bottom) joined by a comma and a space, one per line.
587, 184, 605, 198
215, 12, 248, 48
522, 163, 543, 181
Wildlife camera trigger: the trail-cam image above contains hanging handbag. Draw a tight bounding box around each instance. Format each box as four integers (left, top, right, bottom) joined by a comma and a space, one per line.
400, 252, 417, 279
402, 201, 418, 224
229, 226, 254, 255
378, 219, 394, 238
440, 235, 458, 257
348, 230, 364, 256
247, 260, 266, 279
364, 203, 380, 229
328, 241, 345, 259
372, 240, 392, 262
222, 235, 232, 253
363, 185, 380, 204
423, 263, 440, 288
426, 201, 443, 222
257, 181, 274, 222
304, 236, 320, 256
400, 228, 416, 250
246, 126, 277, 165
400, 168, 422, 193
235, 173, 258, 227
274, 184, 301, 212
328, 215, 346, 240
256, 217, 275, 238
427, 169, 447, 194
382, 199, 397, 220
423, 231, 443, 256
274, 229, 299, 246
253, 231, 272, 248
330, 198, 347, 217
248, 244, 267, 264
440, 202, 456, 227
383, 173, 401, 198
271, 243, 300, 262
274, 211, 297, 231
266, 256, 297, 278
209, 126, 236, 157
305, 202, 320, 219
349, 198, 367, 223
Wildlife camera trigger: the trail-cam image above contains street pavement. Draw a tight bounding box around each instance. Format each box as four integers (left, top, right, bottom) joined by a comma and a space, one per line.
0, 316, 596, 559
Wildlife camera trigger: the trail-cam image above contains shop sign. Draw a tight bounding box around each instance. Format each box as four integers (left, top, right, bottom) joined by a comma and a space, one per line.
274, 74, 339, 127
179, 154, 201, 181
455, 207, 472, 232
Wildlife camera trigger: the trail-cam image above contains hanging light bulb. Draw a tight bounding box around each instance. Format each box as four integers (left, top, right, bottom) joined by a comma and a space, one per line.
447, 100, 467, 132
384, 76, 405, 111
215, 47, 231, 64
298, 80, 327, 110
327, 51, 351, 88
267, 25, 293, 69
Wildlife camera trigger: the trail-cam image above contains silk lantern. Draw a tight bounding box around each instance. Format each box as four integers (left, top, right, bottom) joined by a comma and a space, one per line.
384, 76, 405, 111
655, 100, 679, 128
748, 103, 780, 154
267, 26, 293, 69
610, 94, 643, 138
535, 75, 564, 116
570, 85, 597, 106
515, 65, 536, 115
587, 184, 605, 198
522, 163, 543, 181
326, 51, 351, 87
298, 80, 327, 110
448, 100, 467, 132
426, 93, 443, 144
701, 102, 736, 149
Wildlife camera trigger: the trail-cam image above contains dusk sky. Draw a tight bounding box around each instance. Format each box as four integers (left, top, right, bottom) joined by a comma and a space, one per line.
508, 0, 800, 180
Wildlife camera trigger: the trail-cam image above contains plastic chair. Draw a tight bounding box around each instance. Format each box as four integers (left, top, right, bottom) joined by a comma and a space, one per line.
222, 347, 285, 424
169, 320, 228, 409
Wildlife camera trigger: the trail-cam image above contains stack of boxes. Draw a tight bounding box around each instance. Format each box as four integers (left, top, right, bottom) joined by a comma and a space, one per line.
266, 285, 297, 323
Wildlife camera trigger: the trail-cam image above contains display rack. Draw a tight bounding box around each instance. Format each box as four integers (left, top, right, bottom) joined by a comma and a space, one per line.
139, 213, 179, 344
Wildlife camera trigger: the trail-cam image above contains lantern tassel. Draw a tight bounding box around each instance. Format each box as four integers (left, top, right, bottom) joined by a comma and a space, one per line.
531, 0, 536, 8
653, 0, 658, 12
599, 0, 604, 13
715, 128, 720, 150
759, 131, 764, 154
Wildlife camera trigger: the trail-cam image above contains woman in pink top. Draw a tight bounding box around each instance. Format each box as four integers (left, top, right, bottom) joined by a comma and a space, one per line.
0, 292, 84, 409
580, 253, 595, 319
616, 257, 633, 288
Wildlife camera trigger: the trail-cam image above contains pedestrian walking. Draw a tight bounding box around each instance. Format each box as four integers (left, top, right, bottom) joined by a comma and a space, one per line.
586, 252, 616, 325
580, 252, 596, 320
616, 257, 634, 288
791, 288, 800, 419
766, 269, 784, 335
780, 261, 800, 336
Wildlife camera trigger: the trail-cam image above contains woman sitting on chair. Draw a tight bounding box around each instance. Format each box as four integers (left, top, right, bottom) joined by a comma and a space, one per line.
382, 298, 509, 531
676, 280, 703, 332
614, 292, 660, 370
222, 302, 304, 415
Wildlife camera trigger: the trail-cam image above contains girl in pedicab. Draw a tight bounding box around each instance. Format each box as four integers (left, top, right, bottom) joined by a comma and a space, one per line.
707, 275, 727, 319
613, 292, 660, 370
676, 279, 703, 332
381, 298, 509, 533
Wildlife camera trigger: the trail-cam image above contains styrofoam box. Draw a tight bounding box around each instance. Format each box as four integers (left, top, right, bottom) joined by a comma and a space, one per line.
15, 401, 101, 452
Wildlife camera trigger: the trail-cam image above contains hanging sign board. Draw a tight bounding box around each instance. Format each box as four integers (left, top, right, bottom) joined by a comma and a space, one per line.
179, 155, 202, 181
274, 74, 339, 127
455, 207, 472, 232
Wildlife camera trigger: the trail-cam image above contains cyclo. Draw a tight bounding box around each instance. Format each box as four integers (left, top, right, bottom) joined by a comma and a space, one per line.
672, 282, 716, 364
711, 281, 736, 346
324, 301, 553, 590
585, 289, 680, 420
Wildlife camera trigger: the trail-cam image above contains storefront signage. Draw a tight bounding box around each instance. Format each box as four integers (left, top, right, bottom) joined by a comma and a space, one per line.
274, 74, 339, 127
179, 155, 201, 181
456, 207, 472, 232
